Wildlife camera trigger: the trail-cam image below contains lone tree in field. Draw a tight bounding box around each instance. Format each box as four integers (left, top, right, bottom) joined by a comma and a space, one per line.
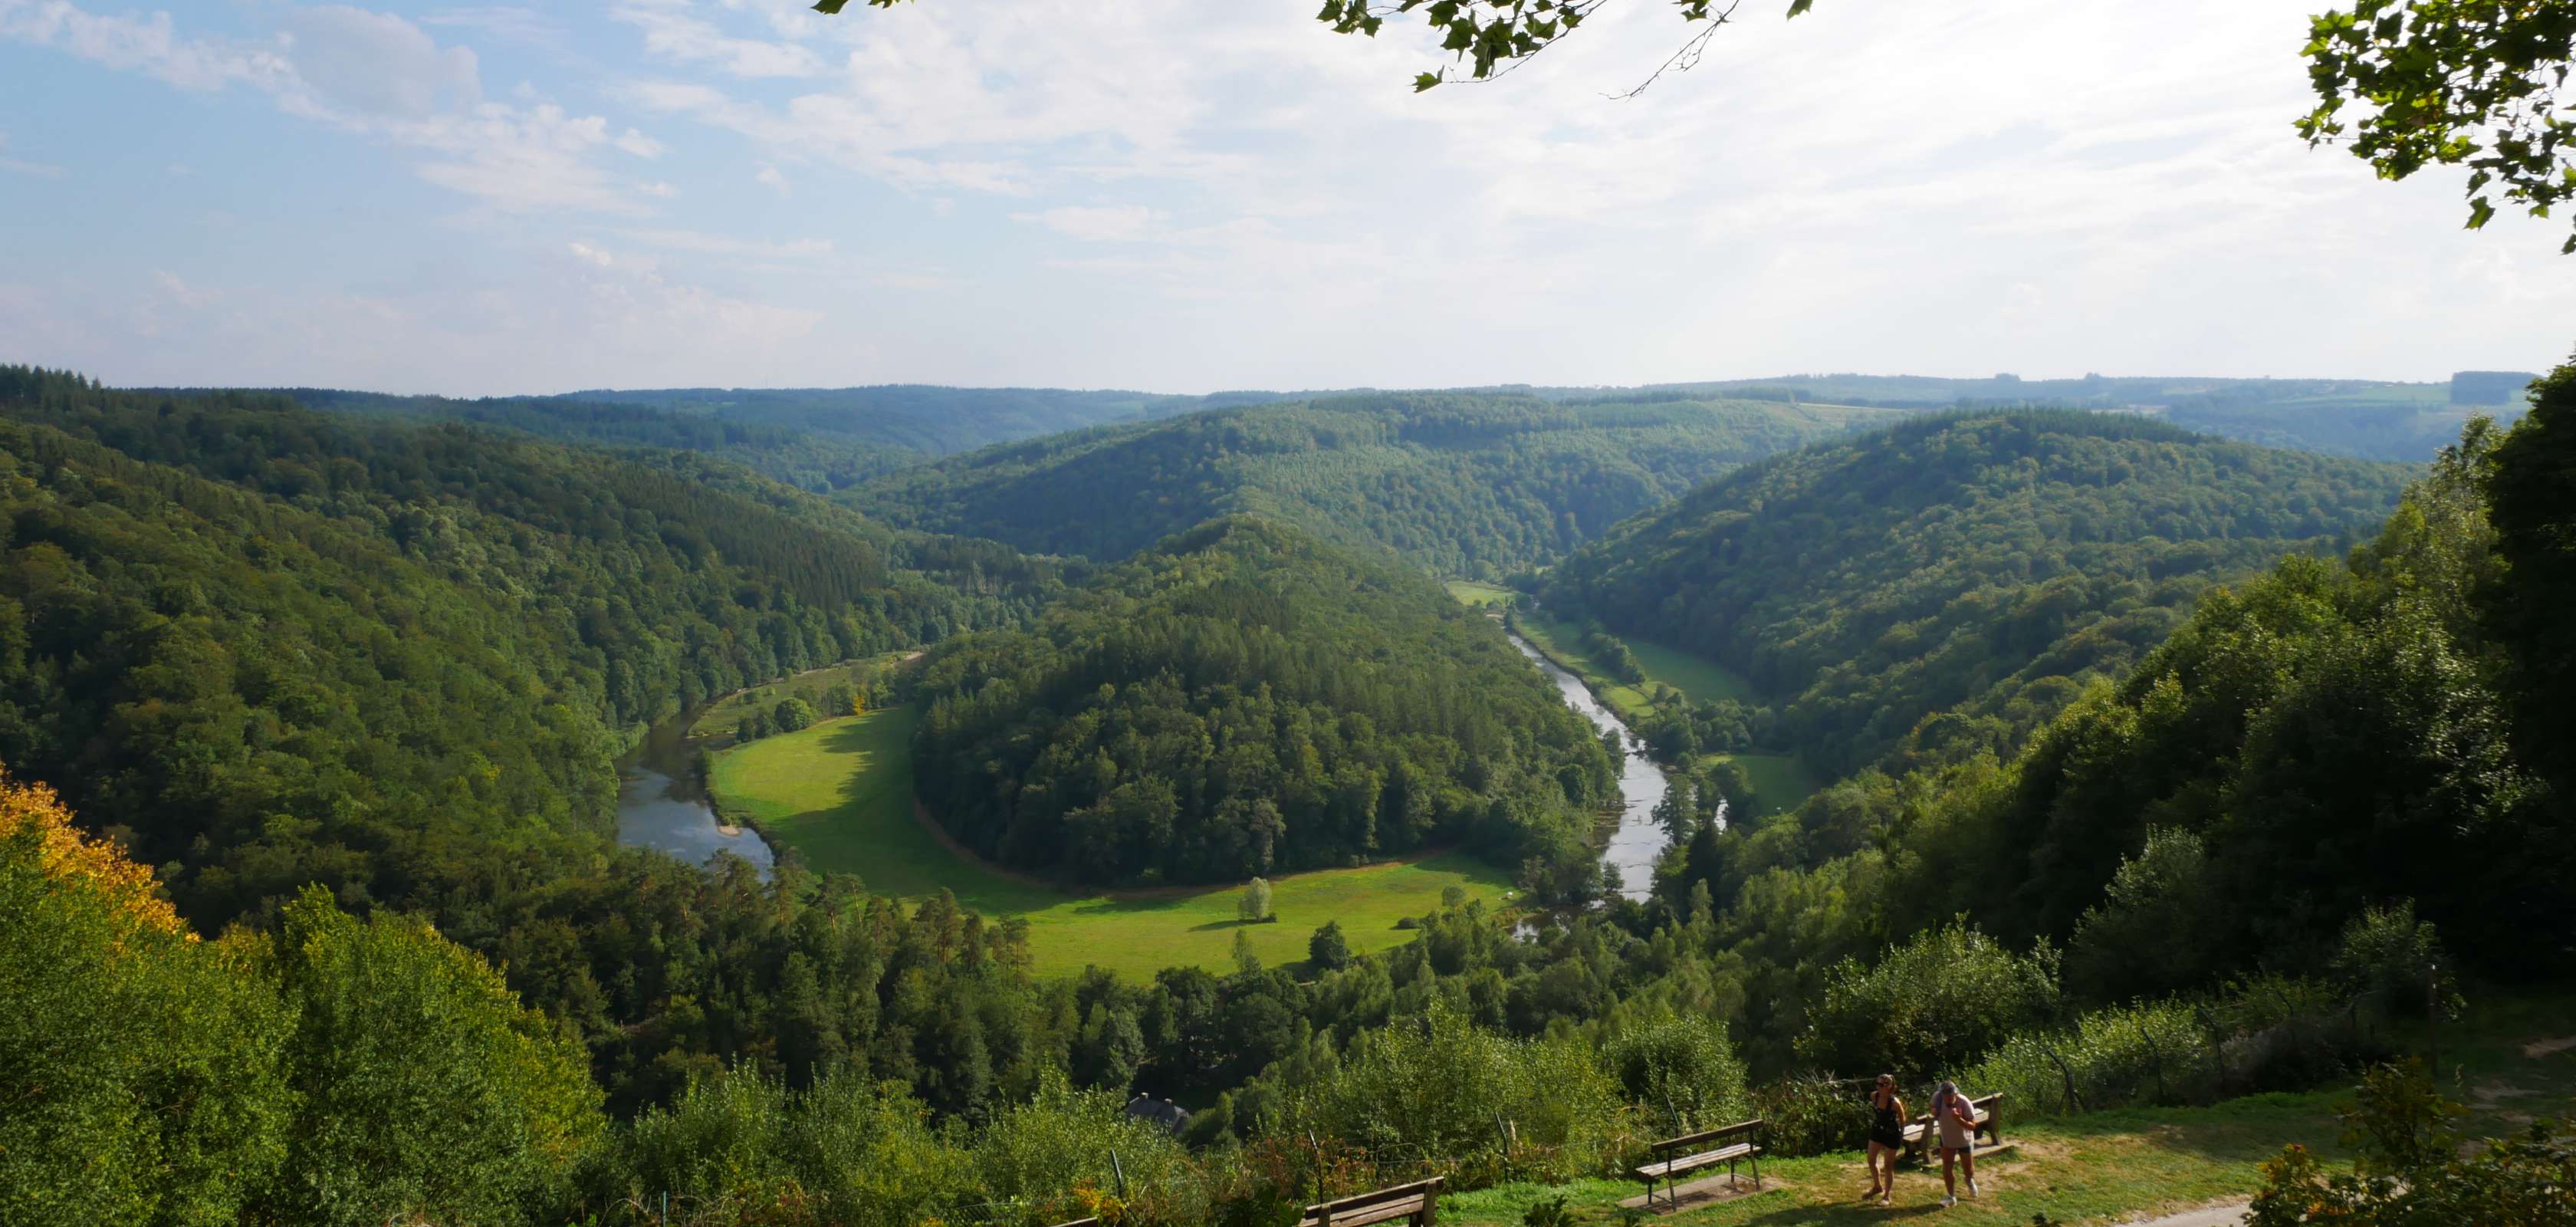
1309, 919, 1353, 971
1240, 876, 1275, 923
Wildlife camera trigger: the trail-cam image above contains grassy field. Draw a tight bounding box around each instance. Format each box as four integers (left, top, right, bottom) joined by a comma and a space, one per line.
707, 711, 1517, 980
1447, 579, 1517, 608
688, 653, 914, 741
1701, 752, 1823, 817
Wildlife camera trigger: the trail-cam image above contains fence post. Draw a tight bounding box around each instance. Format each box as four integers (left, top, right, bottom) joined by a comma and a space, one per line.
1493, 1110, 1513, 1182
1307, 1128, 1326, 1203
1109, 1147, 1127, 1199
2038, 1039, 2082, 1116
660, 1190, 669, 1226
2426, 961, 2440, 1082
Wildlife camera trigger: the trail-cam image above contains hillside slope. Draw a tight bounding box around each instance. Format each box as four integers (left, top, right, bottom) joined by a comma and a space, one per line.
1544, 411, 2414, 777
0, 367, 1064, 926
845, 393, 1898, 575
911, 516, 1617, 888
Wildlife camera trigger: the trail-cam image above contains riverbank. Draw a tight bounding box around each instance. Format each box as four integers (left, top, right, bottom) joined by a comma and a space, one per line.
1455, 587, 1822, 813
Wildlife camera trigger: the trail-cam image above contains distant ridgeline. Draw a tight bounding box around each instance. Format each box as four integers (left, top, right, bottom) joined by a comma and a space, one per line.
843, 392, 1900, 577
1598, 372, 2527, 462
0, 367, 1066, 929
1543, 410, 2415, 778
261, 383, 1309, 493
910, 516, 1618, 887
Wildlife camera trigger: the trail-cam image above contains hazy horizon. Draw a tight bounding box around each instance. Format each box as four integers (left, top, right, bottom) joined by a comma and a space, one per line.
6, 0, 2574, 396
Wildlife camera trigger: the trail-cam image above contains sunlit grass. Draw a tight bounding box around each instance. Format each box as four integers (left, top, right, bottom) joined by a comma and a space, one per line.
708, 710, 1516, 981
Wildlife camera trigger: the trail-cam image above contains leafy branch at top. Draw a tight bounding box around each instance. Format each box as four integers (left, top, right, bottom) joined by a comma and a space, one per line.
2299, 0, 2576, 252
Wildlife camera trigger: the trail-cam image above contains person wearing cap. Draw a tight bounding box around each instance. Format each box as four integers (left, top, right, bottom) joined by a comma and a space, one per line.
1929, 1079, 1980, 1207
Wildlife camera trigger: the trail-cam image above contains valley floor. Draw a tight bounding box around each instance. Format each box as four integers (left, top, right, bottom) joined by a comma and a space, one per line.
706, 710, 1517, 979
1451, 581, 1823, 812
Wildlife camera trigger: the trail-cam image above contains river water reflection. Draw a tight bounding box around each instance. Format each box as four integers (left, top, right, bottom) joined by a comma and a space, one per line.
613, 712, 774, 875
1507, 633, 1679, 900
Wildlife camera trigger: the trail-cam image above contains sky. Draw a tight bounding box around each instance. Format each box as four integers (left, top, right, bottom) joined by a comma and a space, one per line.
2, 0, 2572, 397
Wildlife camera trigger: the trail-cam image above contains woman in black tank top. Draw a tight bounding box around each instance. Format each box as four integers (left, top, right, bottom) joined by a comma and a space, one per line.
1864, 1074, 1905, 1206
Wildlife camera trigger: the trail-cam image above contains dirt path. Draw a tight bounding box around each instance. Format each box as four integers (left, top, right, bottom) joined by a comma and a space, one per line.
2118, 1206, 2246, 1227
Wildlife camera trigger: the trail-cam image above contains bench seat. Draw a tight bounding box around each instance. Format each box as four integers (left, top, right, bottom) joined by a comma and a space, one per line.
1904, 1093, 2003, 1163
1631, 1118, 1765, 1211
1300, 1176, 1443, 1227
1633, 1140, 1760, 1182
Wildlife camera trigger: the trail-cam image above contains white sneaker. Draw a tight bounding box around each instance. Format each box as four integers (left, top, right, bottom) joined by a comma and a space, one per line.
1940, 1195, 1957, 1208
1967, 1179, 1979, 1199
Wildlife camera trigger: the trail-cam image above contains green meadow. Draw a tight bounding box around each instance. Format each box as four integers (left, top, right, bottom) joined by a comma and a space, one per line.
707, 709, 1517, 981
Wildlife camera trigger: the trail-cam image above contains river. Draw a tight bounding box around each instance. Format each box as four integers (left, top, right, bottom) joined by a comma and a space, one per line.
613, 707, 775, 874
1507, 632, 1681, 901
611, 639, 1671, 892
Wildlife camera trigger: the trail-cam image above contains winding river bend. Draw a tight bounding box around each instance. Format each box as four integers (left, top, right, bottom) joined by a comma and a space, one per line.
613, 709, 775, 874
610, 634, 1680, 896
1507, 632, 1679, 901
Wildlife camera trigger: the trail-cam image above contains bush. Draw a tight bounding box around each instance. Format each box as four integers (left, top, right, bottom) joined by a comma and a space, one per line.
2247, 1061, 2576, 1226
1955, 999, 2219, 1117
1751, 1074, 1874, 1158
1240, 877, 1275, 923
1280, 1002, 1622, 1186
2331, 901, 2461, 1023
1604, 1015, 1751, 1134
1799, 922, 2061, 1079
772, 697, 819, 734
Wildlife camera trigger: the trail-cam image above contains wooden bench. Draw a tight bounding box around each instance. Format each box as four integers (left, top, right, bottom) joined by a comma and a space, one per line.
1903, 1092, 2003, 1163
1300, 1176, 1444, 1226
1631, 1117, 1764, 1211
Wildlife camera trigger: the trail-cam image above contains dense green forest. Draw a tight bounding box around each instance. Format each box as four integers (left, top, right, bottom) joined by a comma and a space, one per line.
846, 393, 1897, 575
911, 517, 1617, 888
1542, 411, 2414, 777
0, 367, 1068, 931
8, 357, 2576, 1226
273, 383, 1308, 494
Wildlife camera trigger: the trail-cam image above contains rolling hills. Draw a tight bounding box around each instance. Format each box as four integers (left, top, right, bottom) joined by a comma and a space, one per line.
842, 392, 1901, 575
1541, 410, 2417, 778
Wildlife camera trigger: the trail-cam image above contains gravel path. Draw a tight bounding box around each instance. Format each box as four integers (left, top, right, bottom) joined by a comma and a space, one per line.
2117, 1206, 2248, 1227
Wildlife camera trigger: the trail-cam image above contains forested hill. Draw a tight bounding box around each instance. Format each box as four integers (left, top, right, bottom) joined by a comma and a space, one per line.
911, 516, 1617, 890
262, 384, 1311, 493
844, 393, 1900, 576
1543, 411, 2415, 778
0, 367, 1066, 928
1625, 373, 2514, 462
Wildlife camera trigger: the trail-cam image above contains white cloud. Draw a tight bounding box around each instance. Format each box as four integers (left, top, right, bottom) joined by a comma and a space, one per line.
153, 269, 217, 308
1013, 205, 1164, 242
617, 228, 833, 258
639, 180, 677, 197
280, 5, 480, 119
755, 162, 790, 195
613, 0, 822, 78
3, 1, 661, 215
567, 241, 616, 267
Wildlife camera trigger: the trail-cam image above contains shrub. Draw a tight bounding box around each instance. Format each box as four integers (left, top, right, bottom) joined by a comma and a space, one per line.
1604, 1015, 1751, 1134
1309, 921, 1353, 972
2331, 901, 2461, 1023
1240, 877, 1275, 923
1751, 1074, 1874, 1158
1955, 999, 2219, 1117
1799, 922, 2061, 1078
1280, 1001, 1623, 1185
773, 697, 819, 734
2247, 1061, 2575, 1226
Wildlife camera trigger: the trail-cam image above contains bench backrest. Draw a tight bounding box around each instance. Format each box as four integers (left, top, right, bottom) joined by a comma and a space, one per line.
1649, 1117, 1764, 1155
1302, 1176, 1444, 1225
